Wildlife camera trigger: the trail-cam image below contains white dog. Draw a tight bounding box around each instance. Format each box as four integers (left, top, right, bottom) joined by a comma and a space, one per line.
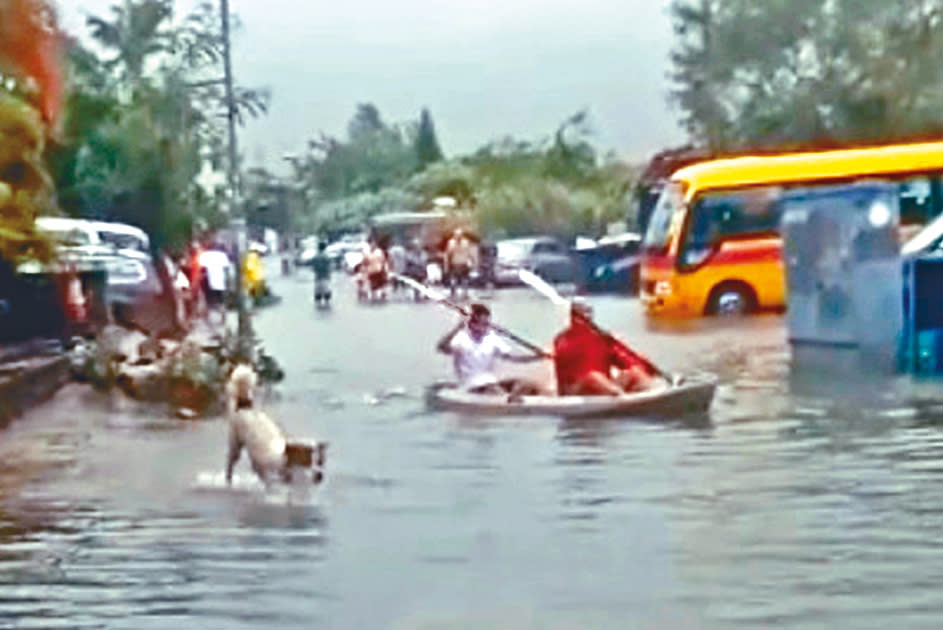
225, 364, 327, 488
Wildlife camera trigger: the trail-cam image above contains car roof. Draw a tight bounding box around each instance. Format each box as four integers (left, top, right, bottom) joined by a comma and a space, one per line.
92, 221, 148, 239
37, 217, 149, 242
35, 216, 96, 231
597, 232, 641, 245
499, 236, 558, 245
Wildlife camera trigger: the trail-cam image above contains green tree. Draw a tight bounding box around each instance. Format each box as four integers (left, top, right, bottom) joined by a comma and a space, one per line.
303, 103, 416, 200
85, 0, 173, 97
667, 0, 730, 150
669, 0, 943, 152
0, 0, 60, 265
50, 0, 269, 251
414, 107, 443, 169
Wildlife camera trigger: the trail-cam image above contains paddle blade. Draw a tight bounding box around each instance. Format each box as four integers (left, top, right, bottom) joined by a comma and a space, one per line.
394, 273, 447, 302
517, 269, 569, 306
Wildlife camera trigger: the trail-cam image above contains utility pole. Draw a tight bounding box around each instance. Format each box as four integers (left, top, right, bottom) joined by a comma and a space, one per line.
220, 0, 253, 359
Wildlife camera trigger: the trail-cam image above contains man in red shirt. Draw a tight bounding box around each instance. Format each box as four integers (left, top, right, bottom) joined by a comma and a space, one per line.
553, 300, 655, 396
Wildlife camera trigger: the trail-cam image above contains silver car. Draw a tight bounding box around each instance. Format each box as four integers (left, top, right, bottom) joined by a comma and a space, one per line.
494, 236, 577, 285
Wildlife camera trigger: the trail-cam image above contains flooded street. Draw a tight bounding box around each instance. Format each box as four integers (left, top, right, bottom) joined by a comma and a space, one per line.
5, 272, 943, 629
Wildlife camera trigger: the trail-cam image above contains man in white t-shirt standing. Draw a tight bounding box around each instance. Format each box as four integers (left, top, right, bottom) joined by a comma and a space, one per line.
436, 302, 549, 396
198, 245, 232, 311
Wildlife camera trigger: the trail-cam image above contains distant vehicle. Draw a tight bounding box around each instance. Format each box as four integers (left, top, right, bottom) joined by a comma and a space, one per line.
324, 233, 367, 268
35, 217, 174, 333
92, 221, 150, 254
494, 236, 577, 285
641, 140, 943, 317
295, 233, 366, 269
36, 217, 150, 256
573, 233, 642, 294
369, 211, 452, 250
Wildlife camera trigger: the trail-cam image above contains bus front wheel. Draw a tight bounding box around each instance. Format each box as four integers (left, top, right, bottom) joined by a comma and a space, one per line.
706, 282, 756, 316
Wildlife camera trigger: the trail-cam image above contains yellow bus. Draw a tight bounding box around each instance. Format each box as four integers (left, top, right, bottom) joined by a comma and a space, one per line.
640, 141, 943, 317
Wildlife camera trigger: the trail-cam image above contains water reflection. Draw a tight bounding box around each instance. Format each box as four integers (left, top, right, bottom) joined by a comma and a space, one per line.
11, 280, 943, 627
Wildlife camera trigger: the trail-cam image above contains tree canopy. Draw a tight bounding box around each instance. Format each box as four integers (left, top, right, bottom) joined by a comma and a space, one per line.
277, 104, 636, 240
415, 107, 444, 169
669, 0, 943, 152
0, 0, 60, 265
46, 0, 268, 252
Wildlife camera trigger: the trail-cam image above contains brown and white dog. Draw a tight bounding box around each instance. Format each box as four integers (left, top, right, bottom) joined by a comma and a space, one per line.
225, 364, 327, 488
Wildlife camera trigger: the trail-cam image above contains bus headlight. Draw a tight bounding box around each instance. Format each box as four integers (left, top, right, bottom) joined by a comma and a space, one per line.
654, 280, 673, 296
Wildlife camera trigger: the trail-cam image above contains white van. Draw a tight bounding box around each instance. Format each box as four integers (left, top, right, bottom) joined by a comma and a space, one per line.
35, 217, 150, 256
92, 221, 150, 254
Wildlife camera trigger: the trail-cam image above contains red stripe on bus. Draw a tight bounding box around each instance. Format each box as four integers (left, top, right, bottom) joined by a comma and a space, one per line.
711, 243, 781, 265
641, 254, 675, 271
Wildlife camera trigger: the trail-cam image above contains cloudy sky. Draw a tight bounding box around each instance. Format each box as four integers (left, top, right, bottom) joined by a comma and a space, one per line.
60, 0, 685, 172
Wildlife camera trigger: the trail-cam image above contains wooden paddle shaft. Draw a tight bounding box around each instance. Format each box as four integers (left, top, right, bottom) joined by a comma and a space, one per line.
391, 273, 550, 358
516, 269, 669, 379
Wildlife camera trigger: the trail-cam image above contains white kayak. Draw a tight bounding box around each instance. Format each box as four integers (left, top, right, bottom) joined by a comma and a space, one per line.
426, 374, 717, 419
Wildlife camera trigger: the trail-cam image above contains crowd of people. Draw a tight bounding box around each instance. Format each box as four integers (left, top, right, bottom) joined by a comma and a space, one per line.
347, 227, 498, 303
170, 237, 274, 329
303, 227, 657, 400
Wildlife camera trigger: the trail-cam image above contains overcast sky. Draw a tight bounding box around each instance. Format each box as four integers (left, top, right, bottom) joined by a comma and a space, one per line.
60, 0, 686, 173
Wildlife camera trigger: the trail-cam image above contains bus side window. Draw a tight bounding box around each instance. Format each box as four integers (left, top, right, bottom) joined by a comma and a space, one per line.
899, 176, 932, 225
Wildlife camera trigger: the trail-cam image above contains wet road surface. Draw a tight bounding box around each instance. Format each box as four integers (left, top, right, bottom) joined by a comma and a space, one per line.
4, 272, 943, 628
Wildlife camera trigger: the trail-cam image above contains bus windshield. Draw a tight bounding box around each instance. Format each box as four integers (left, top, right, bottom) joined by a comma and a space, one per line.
643, 183, 682, 254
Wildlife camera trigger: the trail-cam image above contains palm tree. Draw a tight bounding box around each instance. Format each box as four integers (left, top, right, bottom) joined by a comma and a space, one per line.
85, 0, 172, 97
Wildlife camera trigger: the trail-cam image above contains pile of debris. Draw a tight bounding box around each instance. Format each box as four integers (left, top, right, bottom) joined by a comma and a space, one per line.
69, 323, 284, 419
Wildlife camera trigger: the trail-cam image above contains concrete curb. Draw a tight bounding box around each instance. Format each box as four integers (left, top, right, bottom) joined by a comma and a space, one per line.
0, 355, 70, 428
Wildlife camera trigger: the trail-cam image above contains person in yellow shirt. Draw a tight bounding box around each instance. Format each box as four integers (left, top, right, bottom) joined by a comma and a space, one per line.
242, 247, 265, 302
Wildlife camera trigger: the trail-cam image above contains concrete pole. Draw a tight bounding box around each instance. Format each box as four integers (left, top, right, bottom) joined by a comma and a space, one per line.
220, 0, 253, 360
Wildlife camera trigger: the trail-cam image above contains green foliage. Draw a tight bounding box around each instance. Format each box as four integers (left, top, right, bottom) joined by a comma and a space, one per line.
47, 0, 269, 252
304, 103, 418, 200
0, 92, 55, 264
669, 0, 943, 151
414, 107, 444, 169
290, 105, 637, 240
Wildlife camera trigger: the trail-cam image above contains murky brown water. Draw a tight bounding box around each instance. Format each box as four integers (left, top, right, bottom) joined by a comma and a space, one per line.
3, 274, 943, 628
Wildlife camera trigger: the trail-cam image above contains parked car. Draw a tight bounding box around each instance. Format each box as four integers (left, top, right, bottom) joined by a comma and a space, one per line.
35, 217, 176, 334
296, 233, 367, 269
494, 236, 578, 285
36, 217, 150, 256
573, 232, 642, 294
325, 233, 367, 269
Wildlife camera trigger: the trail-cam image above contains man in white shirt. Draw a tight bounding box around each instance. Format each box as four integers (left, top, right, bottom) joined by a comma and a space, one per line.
197, 246, 232, 309
436, 302, 548, 396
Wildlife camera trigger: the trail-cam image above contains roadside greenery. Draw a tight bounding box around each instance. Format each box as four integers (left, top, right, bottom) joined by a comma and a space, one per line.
276, 106, 638, 241
49, 0, 268, 252
669, 0, 943, 153
0, 0, 59, 266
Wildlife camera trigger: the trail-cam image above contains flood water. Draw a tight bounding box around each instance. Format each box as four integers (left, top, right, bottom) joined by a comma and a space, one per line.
4, 273, 943, 629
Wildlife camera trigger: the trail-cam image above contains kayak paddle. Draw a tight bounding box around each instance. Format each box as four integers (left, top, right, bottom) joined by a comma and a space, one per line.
391, 273, 552, 359
516, 268, 673, 381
